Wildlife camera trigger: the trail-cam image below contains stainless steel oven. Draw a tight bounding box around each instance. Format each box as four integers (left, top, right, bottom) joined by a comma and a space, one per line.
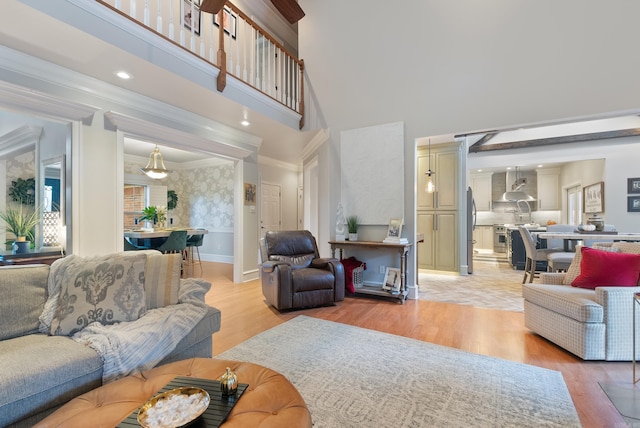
493, 224, 507, 253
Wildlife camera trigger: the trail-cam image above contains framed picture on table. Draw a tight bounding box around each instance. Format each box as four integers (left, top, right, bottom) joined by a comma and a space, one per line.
583, 182, 604, 214
386, 218, 403, 238
382, 267, 401, 292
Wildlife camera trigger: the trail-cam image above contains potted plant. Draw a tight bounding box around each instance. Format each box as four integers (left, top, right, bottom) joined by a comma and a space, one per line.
346, 215, 359, 241
0, 202, 40, 253
138, 206, 158, 230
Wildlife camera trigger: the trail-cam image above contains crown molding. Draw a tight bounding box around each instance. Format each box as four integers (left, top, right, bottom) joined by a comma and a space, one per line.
258, 154, 300, 172
301, 128, 330, 161
0, 79, 99, 123
106, 111, 253, 160
125, 153, 232, 170
0, 124, 42, 158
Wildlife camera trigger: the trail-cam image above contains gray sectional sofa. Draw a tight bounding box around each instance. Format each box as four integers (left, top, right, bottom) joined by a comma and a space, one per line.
0, 250, 221, 427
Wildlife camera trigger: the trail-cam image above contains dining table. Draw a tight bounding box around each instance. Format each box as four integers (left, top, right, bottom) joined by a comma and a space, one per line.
124, 228, 208, 250
536, 230, 640, 251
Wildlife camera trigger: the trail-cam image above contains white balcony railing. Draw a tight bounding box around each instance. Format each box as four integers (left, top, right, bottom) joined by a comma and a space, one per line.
98, 0, 305, 128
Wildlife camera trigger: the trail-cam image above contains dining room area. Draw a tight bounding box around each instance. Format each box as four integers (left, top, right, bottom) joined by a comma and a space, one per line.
122, 138, 237, 273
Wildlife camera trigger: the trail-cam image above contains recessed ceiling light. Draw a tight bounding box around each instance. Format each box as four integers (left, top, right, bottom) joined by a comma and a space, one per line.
116, 71, 131, 80
537, 164, 544, 168
241, 120, 250, 126
477, 169, 482, 172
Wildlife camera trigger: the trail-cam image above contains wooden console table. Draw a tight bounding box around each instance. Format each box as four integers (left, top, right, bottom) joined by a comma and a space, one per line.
0, 249, 64, 266
329, 240, 412, 304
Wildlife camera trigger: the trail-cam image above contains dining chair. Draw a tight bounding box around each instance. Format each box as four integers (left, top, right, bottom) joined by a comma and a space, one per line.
155, 230, 188, 255
545, 224, 576, 272
124, 237, 146, 251
518, 226, 561, 283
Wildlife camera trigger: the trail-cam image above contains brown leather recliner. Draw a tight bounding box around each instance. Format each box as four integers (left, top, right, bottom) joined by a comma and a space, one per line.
260, 230, 345, 310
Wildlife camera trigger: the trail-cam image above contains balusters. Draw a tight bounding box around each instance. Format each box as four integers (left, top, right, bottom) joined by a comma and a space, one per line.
130, 0, 136, 20
242, 20, 247, 81
169, 0, 175, 40
209, 16, 215, 63
156, 0, 162, 33
144, 0, 149, 26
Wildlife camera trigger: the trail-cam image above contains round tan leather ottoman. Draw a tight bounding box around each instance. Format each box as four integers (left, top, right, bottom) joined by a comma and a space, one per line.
35, 358, 312, 428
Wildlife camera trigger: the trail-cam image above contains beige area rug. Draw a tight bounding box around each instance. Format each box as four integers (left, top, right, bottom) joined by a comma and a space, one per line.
217, 316, 581, 428
418, 260, 526, 312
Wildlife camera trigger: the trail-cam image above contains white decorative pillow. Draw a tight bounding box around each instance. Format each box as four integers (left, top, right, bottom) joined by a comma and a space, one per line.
49, 253, 147, 336
144, 252, 182, 309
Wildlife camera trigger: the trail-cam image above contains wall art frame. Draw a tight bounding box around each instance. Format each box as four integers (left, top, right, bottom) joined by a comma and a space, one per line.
244, 183, 256, 205
182, 0, 201, 35
628, 177, 640, 194
213, 6, 237, 39
583, 181, 604, 214
629, 196, 640, 212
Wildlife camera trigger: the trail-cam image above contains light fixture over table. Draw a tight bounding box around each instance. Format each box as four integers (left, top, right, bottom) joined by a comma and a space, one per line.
141, 145, 170, 179
425, 139, 435, 193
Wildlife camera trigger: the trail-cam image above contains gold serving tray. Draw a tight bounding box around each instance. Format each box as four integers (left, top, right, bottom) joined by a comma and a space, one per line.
138, 387, 210, 428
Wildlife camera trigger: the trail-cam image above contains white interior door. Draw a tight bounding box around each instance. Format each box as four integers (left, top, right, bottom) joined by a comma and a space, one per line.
261, 182, 281, 236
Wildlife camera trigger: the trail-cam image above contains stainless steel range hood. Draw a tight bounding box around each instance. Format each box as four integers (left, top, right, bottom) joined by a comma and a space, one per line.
498, 169, 536, 202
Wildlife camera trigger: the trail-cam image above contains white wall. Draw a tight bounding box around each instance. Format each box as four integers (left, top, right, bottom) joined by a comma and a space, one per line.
299, 0, 640, 281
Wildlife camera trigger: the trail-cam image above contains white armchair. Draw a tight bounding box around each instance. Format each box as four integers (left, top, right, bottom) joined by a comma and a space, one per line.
522, 242, 640, 360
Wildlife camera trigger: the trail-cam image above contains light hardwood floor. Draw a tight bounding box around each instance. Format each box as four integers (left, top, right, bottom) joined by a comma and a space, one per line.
191, 261, 629, 428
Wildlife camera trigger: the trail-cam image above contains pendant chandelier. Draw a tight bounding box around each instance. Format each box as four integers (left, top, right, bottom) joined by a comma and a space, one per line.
141, 145, 169, 179
425, 139, 435, 193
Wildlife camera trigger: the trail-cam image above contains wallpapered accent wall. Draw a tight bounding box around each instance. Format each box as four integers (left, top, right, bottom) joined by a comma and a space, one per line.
125, 160, 235, 232
5, 150, 35, 206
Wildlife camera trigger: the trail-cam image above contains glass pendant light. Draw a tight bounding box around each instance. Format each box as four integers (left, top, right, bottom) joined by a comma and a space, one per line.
425, 138, 435, 193
141, 145, 170, 179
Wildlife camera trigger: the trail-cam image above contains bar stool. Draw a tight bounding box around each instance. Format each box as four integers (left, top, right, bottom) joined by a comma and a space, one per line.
156, 230, 188, 276
519, 226, 561, 283
185, 233, 204, 274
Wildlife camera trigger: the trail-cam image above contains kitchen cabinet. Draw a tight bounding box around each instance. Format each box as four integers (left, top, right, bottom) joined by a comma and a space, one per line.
417, 211, 458, 271
473, 225, 493, 251
417, 144, 459, 211
536, 168, 560, 210
417, 142, 461, 273
470, 173, 493, 211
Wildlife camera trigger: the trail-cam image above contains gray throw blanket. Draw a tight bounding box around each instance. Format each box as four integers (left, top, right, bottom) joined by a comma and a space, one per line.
71, 277, 210, 383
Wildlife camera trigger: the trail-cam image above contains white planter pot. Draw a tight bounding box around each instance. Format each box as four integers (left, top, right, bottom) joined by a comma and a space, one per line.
348, 233, 358, 241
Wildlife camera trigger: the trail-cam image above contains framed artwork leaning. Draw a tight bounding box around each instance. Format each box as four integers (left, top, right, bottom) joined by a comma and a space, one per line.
382, 267, 401, 292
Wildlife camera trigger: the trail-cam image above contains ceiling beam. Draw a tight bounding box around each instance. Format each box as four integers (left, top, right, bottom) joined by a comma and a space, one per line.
467, 132, 497, 153
469, 128, 640, 153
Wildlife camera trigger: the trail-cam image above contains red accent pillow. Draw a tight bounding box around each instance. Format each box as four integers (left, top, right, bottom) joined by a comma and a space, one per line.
571, 247, 640, 289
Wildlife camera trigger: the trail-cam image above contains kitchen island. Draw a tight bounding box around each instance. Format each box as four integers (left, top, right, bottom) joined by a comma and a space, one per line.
505, 224, 547, 270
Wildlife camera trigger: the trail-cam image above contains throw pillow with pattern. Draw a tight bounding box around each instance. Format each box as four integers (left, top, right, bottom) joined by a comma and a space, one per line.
49, 253, 147, 336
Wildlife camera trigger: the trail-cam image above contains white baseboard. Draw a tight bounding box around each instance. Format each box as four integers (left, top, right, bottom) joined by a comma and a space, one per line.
200, 253, 233, 264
